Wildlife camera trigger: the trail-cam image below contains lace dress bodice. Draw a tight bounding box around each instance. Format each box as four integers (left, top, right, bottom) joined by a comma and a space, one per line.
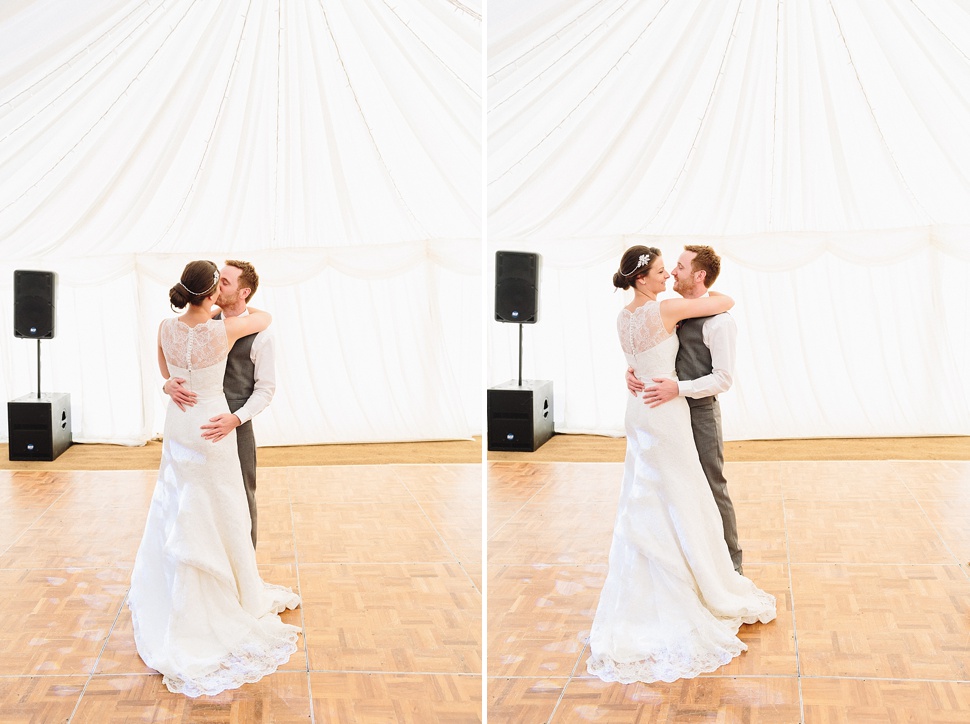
617, 301, 677, 379
160, 318, 229, 399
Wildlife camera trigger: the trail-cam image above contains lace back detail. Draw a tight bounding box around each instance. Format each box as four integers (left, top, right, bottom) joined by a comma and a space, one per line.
618, 302, 672, 355
161, 318, 229, 371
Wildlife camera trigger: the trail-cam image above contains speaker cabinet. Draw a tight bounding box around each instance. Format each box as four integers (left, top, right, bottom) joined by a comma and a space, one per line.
494, 251, 540, 323
14, 270, 56, 339
7, 393, 72, 461
487, 380, 554, 452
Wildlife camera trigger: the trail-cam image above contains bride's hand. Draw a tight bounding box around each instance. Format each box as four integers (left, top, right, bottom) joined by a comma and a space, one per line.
625, 367, 644, 396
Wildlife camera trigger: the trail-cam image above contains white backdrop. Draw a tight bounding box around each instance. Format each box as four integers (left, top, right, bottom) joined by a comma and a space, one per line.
0, 0, 482, 445
488, 0, 970, 440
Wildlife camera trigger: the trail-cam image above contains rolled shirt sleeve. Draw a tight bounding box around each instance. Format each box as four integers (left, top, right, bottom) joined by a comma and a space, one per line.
677, 313, 737, 399
231, 330, 276, 425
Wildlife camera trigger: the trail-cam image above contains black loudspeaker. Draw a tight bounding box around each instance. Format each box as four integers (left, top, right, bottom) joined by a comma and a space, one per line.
14, 270, 56, 339
494, 252, 540, 323
7, 393, 73, 461
487, 380, 554, 452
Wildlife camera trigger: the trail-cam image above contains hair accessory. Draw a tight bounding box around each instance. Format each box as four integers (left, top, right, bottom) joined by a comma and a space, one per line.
621, 253, 651, 277
178, 270, 219, 296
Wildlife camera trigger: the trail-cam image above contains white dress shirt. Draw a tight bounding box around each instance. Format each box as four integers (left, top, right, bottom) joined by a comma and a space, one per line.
677, 311, 737, 400
231, 308, 276, 425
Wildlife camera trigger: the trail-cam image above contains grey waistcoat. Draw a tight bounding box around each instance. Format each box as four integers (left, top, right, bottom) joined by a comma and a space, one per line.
224, 333, 257, 413
676, 315, 713, 387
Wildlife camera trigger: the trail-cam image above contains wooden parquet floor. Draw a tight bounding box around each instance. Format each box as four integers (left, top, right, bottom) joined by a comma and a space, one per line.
488, 459, 970, 723
0, 464, 482, 723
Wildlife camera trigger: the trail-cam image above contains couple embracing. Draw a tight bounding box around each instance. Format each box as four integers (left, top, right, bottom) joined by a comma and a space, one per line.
587, 245, 776, 684
128, 259, 299, 697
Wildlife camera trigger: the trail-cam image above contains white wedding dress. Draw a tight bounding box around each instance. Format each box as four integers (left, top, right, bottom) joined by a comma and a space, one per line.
586, 301, 776, 683
129, 317, 301, 697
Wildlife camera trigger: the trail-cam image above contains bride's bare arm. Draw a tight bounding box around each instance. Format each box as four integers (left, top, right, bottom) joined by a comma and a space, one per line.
157, 324, 170, 379
224, 308, 271, 346
659, 292, 733, 333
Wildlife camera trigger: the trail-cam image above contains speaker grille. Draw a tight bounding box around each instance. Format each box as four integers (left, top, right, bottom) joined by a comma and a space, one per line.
494, 252, 539, 323
14, 270, 56, 339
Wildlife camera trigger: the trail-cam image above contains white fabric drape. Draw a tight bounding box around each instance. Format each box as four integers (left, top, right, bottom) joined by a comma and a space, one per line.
0, 0, 481, 445
488, 0, 970, 439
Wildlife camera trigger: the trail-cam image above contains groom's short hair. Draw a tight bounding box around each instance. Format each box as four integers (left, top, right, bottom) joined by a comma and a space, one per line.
684, 245, 720, 287
226, 259, 259, 301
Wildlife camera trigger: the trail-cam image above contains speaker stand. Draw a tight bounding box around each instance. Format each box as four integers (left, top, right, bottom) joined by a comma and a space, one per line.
517, 323, 523, 385
35, 339, 41, 399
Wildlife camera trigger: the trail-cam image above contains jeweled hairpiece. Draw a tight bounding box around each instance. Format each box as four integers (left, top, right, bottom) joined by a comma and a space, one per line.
178, 269, 219, 296
621, 253, 651, 277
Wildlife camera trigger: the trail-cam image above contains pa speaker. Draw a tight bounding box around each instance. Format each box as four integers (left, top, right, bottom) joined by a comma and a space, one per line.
487, 379, 554, 452
7, 393, 73, 461
14, 270, 56, 339
494, 251, 539, 323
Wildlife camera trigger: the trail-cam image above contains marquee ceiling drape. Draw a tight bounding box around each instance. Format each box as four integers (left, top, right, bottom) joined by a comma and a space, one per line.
0, 0, 482, 446
488, 0, 970, 440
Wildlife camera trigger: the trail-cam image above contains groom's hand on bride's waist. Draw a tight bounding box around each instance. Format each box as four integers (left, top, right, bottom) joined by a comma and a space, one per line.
201, 413, 242, 443
643, 378, 678, 408
163, 377, 198, 412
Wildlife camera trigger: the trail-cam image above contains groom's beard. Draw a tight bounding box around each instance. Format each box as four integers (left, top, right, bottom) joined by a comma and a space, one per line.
672, 277, 693, 297
217, 291, 239, 308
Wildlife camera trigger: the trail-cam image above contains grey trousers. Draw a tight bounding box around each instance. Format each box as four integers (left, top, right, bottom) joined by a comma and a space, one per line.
233, 417, 258, 549
687, 396, 742, 571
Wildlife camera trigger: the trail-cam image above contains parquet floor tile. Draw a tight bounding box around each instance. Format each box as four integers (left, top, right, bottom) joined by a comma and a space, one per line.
801, 678, 970, 723
0, 508, 146, 569
488, 501, 528, 538
300, 562, 481, 674
0, 470, 71, 508
550, 676, 802, 723
309, 672, 481, 723
487, 677, 567, 724
793, 564, 970, 679
487, 502, 615, 566
785, 499, 953, 564
254, 499, 297, 567
71, 671, 312, 723
736, 498, 788, 564
487, 565, 605, 677
721, 461, 787, 501
46, 470, 156, 510
0, 508, 49, 551
292, 500, 455, 564
0, 675, 87, 723
0, 567, 130, 676
777, 461, 914, 501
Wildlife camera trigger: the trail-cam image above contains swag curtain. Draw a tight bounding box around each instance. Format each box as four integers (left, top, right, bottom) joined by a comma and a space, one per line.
0, 0, 482, 445
488, 0, 970, 439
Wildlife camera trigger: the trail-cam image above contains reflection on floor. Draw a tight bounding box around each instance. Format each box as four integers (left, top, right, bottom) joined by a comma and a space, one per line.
0, 464, 482, 723
488, 460, 970, 723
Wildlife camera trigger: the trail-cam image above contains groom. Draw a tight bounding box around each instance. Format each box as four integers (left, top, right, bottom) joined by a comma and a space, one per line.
163, 260, 275, 549
625, 245, 742, 574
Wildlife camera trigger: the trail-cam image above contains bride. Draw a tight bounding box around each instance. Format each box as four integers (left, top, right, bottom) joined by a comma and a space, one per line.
129, 260, 301, 697
586, 246, 776, 684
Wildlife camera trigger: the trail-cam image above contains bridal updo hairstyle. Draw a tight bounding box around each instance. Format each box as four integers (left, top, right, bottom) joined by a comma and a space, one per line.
169, 260, 220, 310
612, 245, 662, 290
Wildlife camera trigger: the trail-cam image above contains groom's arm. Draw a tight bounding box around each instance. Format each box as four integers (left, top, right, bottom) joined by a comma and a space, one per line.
678, 314, 737, 399
232, 332, 276, 425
